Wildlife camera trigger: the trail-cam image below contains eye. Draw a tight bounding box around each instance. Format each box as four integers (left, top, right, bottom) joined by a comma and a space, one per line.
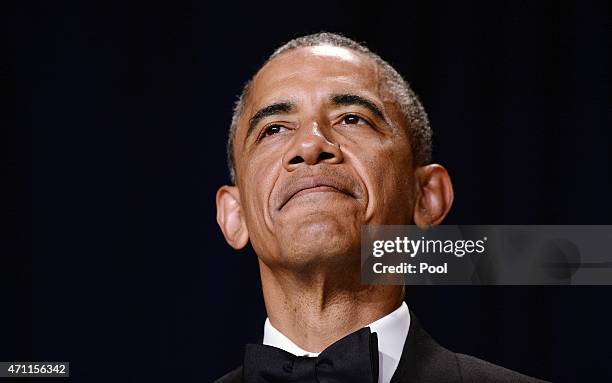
340, 114, 368, 125
261, 124, 287, 138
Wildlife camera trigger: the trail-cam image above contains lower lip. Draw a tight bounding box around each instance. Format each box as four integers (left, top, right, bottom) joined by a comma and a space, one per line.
289, 186, 342, 201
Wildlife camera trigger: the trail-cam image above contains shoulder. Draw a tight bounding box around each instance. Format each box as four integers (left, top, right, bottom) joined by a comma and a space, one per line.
394, 312, 549, 383
212, 366, 242, 383
455, 353, 548, 383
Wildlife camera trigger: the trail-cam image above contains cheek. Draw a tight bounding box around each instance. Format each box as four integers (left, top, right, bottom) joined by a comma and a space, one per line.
358, 138, 414, 223
239, 149, 282, 235
374, 148, 411, 191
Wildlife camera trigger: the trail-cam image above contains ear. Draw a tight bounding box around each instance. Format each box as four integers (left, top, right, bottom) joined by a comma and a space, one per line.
413, 164, 454, 228
216, 185, 249, 249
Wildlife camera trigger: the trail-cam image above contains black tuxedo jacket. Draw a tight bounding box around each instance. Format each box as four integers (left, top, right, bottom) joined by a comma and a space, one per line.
214, 314, 548, 383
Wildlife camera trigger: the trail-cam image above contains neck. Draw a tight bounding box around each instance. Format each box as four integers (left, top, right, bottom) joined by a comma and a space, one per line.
259, 258, 405, 353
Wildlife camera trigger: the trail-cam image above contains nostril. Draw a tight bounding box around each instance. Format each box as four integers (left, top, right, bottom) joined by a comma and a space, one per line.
289, 155, 304, 165
317, 152, 334, 162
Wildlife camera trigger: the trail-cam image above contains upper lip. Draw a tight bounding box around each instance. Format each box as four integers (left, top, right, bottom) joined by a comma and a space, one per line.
277, 175, 356, 210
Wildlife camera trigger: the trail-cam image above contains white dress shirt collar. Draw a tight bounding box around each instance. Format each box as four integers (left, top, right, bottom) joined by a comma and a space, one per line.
263, 302, 410, 383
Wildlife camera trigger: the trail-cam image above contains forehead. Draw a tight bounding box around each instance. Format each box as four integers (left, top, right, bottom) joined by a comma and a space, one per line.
248, 46, 381, 108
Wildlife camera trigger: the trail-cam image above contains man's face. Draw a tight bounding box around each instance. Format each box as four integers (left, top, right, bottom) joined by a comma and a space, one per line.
232, 46, 416, 269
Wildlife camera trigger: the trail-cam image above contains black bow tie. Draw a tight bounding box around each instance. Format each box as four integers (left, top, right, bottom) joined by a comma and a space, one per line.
243, 327, 379, 383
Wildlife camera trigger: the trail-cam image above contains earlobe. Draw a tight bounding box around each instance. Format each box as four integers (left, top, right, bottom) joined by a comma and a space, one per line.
413, 164, 454, 228
216, 186, 249, 249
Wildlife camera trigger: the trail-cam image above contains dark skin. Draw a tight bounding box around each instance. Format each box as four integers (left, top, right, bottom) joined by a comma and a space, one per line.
216, 45, 453, 352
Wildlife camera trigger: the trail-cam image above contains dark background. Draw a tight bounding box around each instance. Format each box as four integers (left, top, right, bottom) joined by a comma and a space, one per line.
6, 0, 611, 382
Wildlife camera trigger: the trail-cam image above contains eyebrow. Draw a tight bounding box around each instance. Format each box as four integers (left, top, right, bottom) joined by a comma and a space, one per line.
330, 93, 385, 120
244, 94, 385, 143
246, 101, 295, 141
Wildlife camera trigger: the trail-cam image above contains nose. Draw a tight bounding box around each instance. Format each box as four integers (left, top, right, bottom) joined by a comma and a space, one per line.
282, 121, 343, 172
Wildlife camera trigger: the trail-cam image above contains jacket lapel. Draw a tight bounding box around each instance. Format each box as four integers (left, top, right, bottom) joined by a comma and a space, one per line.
390, 312, 462, 383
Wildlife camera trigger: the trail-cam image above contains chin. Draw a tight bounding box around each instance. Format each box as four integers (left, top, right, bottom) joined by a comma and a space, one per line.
277, 214, 361, 267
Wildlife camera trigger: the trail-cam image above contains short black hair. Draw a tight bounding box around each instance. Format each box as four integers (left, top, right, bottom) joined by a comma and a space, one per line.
227, 32, 432, 183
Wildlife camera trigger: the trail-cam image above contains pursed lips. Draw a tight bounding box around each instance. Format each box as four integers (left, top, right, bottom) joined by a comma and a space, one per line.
278, 175, 355, 210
